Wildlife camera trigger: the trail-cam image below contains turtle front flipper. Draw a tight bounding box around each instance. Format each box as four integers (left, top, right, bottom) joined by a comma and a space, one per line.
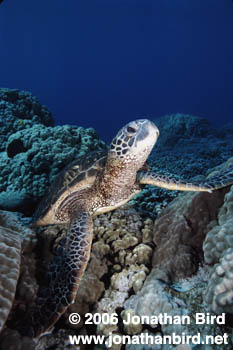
29, 210, 93, 338
137, 164, 233, 192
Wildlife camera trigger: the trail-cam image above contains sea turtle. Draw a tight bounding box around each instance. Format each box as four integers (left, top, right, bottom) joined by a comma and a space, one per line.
28, 119, 233, 337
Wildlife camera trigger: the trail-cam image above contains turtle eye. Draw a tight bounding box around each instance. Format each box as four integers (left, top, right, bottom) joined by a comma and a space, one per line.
126, 126, 136, 134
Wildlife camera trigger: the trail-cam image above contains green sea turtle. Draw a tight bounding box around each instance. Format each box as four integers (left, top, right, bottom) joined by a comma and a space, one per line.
29, 119, 233, 337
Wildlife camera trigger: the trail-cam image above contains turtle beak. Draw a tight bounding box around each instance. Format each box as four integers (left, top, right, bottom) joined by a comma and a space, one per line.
149, 120, 159, 138
139, 119, 159, 146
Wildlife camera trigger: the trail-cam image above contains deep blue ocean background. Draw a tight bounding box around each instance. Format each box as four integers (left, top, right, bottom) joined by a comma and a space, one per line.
0, 0, 233, 142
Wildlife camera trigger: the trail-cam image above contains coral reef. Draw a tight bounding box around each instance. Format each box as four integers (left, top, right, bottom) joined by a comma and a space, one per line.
203, 160, 233, 314
0, 328, 36, 350
151, 159, 233, 282
1, 103, 233, 349
0, 226, 21, 333
120, 161, 233, 350
203, 160, 233, 266
0, 211, 36, 333
154, 113, 216, 150
1, 162, 233, 349
26, 207, 153, 346
132, 114, 233, 218
154, 114, 233, 161
62, 208, 153, 333
123, 264, 232, 350
0, 89, 106, 214
205, 247, 233, 314
124, 268, 189, 336
0, 88, 53, 152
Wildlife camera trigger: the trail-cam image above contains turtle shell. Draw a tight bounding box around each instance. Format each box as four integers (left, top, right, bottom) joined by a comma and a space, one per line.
33, 149, 108, 226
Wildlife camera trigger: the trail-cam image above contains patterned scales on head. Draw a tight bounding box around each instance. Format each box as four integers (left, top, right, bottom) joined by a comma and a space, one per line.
27, 119, 233, 339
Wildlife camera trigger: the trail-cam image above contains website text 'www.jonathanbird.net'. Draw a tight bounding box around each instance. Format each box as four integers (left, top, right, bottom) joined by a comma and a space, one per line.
68, 311, 229, 348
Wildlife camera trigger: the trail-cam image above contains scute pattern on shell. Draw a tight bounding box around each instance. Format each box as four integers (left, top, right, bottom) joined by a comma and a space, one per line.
33, 149, 107, 223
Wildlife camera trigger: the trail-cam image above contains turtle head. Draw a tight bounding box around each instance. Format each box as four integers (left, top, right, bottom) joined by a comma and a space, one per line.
109, 119, 159, 169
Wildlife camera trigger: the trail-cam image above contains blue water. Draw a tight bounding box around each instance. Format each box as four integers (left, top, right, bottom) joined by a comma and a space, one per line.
0, 0, 233, 141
